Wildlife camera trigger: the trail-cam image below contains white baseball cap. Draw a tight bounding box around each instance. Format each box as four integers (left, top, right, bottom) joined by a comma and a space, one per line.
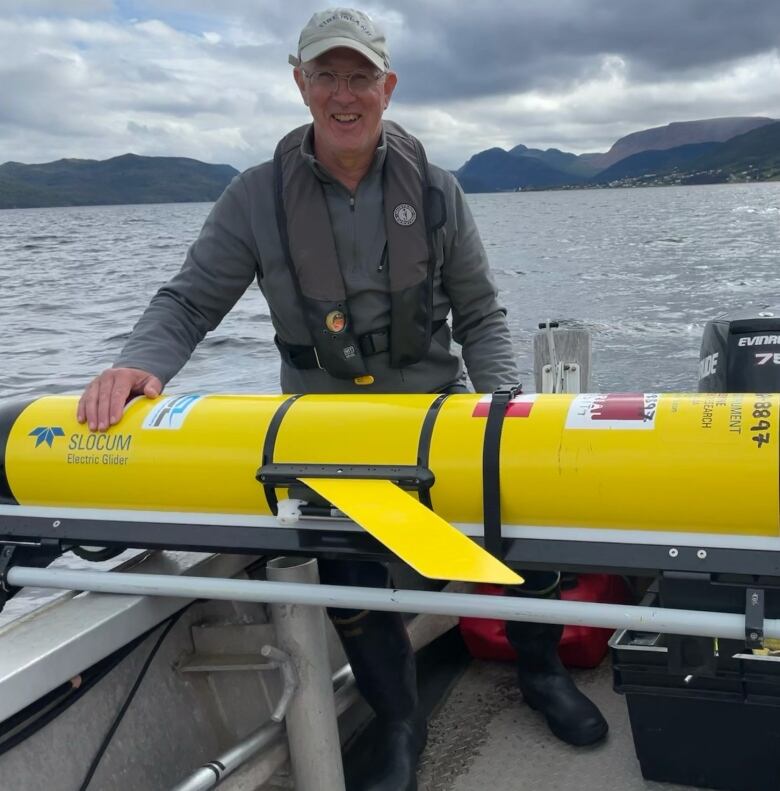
289, 8, 390, 71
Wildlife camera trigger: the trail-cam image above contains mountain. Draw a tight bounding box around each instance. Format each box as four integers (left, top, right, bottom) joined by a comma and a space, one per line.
590, 142, 721, 183
589, 121, 780, 187
457, 147, 585, 192
456, 116, 779, 193
587, 117, 776, 170
0, 154, 239, 209
509, 145, 600, 178
692, 120, 780, 174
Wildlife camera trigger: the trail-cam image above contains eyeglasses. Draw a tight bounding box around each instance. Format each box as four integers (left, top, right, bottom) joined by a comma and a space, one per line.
301, 69, 385, 96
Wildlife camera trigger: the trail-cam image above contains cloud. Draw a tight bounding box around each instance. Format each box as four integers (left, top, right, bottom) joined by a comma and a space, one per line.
1, 0, 112, 14
387, 0, 780, 102
0, 14, 305, 168
1, 1, 779, 172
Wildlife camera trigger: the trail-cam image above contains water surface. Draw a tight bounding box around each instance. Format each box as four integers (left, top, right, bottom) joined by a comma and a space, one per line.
3, 183, 779, 399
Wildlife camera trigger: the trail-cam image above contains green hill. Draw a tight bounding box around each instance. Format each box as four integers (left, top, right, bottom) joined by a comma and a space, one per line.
590, 121, 780, 186
455, 116, 779, 192
590, 142, 721, 183
457, 147, 585, 192
691, 121, 780, 177
587, 116, 776, 170
0, 154, 239, 209
509, 145, 600, 178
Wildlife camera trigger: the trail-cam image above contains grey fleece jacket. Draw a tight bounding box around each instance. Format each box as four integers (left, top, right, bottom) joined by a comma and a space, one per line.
115, 125, 520, 394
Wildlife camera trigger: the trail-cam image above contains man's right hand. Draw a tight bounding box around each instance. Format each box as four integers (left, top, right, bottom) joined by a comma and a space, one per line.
77, 368, 163, 432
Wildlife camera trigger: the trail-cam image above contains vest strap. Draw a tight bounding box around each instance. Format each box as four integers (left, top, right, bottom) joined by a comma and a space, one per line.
276, 320, 446, 370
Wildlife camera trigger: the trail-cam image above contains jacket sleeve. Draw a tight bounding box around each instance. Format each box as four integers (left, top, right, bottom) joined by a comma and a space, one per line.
113, 175, 260, 385
439, 174, 521, 392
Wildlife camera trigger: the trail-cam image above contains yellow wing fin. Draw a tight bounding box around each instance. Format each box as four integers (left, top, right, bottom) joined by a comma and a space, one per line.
300, 477, 523, 585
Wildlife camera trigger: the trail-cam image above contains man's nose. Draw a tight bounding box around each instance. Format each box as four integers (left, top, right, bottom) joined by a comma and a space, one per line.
332, 75, 354, 100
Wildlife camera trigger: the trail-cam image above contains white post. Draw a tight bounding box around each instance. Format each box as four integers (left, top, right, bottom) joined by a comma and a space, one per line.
533, 321, 591, 393
265, 557, 345, 791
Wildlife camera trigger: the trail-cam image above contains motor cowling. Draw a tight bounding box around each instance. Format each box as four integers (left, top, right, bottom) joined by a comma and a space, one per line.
699, 306, 780, 392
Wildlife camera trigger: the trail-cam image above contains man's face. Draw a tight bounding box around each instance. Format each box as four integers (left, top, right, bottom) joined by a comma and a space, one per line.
294, 47, 397, 162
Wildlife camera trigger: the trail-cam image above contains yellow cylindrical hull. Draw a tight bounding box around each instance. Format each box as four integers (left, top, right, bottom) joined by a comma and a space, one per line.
2, 392, 777, 536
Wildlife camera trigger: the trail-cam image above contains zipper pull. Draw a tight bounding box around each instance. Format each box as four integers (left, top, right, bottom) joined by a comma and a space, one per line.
349, 195, 355, 211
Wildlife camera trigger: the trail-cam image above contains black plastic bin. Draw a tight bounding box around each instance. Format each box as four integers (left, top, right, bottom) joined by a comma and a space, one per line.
611, 600, 780, 791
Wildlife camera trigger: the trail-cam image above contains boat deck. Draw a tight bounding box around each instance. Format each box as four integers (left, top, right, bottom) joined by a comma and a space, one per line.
416, 657, 694, 791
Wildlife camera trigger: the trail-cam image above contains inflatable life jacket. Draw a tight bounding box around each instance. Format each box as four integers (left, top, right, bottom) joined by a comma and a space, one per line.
272, 121, 446, 381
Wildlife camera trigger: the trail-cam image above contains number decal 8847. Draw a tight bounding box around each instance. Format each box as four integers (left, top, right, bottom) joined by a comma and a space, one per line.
751, 396, 773, 448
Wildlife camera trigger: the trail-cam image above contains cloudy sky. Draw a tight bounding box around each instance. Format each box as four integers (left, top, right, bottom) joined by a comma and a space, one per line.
2, 0, 779, 171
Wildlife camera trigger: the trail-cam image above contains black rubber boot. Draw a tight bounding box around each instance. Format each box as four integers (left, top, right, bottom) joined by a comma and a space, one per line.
332, 608, 426, 791
319, 560, 426, 791
505, 575, 608, 747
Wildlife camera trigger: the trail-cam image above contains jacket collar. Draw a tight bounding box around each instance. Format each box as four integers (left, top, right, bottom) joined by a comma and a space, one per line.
299, 123, 388, 184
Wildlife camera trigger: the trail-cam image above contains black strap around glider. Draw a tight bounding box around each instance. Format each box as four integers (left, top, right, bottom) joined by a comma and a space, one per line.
261, 395, 303, 515
415, 393, 450, 509
482, 384, 520, 558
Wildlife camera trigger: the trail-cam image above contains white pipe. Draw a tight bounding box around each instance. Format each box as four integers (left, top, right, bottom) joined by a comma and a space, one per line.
265, 558, 345, 791
7, 566, 778, 641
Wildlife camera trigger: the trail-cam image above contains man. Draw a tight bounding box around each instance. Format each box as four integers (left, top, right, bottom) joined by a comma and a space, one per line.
78, 8, 607, 790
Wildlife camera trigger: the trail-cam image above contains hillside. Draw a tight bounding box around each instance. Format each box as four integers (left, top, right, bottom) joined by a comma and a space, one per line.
693, 120, 780, 174
0, 154, 239, 209
457, 116, 780, 193
509, 145, 600, 178
588, 116, 776, 170
590, 142, 721, 183
457, 147, 585, 192
591, 122, 780, 187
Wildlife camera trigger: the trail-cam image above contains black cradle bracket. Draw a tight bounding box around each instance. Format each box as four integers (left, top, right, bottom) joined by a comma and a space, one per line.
0, 544, 16, 613
745, 587, 765, 649
257, 463, 435, 491
0, 544, 16, 593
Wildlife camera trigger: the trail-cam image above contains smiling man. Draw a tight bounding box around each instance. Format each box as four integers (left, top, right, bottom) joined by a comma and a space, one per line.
291, 33, 396, 193
78, 8, 606, 790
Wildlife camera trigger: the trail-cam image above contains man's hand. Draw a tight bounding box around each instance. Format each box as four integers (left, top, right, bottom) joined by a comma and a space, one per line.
77, 368, 163, 431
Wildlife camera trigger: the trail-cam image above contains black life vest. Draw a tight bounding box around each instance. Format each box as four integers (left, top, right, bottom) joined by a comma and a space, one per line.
272, 120, 445, 380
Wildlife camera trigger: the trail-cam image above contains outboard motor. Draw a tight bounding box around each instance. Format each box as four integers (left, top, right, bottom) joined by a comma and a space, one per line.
698, 306, 780, 392
661, 306, 780, 627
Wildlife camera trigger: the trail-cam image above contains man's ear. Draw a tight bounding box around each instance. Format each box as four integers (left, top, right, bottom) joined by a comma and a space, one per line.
383, 70, 398, 109
293, 67, 309, 106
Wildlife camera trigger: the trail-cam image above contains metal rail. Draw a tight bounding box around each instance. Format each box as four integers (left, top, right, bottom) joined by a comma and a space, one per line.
7, 566, 780, 641
5, 504, 780, 577
0, 553, 257, 722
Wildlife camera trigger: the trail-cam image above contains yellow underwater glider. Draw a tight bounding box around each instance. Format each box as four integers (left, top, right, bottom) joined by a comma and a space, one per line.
1, 391, 778, 584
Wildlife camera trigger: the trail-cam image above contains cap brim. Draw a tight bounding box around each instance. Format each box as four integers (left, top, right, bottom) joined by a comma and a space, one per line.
299, 36, 387, 71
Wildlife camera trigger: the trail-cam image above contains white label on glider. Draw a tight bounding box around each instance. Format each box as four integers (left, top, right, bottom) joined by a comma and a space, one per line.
143, 395, 201, 430
565, 393, 659, 430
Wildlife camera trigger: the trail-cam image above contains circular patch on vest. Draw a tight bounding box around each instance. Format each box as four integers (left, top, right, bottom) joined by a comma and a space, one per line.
393, 203, 417, 226
325, 310, 347, 333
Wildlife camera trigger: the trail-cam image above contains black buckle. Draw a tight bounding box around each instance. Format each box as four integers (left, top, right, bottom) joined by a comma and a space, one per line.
359, 328, 389, 357
745, 587, 765, 649
493, 384, 521, 401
